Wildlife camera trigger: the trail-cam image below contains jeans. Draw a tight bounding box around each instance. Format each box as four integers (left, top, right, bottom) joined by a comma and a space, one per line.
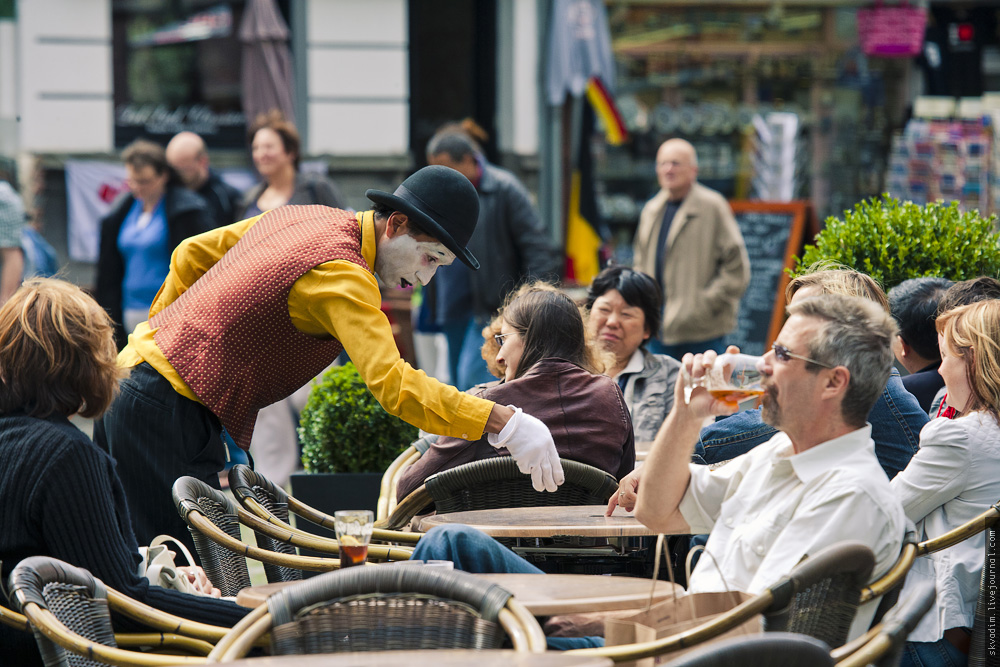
901, 639, 968, 667
694, 369, 926, 480
412, 525, 605, 650
442, 316, 497, 391
93, 363, 225, 559
648, 336, 726, 359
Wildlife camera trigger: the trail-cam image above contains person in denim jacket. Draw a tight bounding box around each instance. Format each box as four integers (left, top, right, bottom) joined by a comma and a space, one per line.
584, 266, 681, 444
695, 268, 927, 480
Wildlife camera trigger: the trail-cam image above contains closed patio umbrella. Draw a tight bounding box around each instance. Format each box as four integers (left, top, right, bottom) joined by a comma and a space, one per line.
240, 0, 295, 126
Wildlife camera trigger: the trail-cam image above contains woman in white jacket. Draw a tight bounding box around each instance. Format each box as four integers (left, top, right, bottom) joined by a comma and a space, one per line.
891, 299, 1000, 667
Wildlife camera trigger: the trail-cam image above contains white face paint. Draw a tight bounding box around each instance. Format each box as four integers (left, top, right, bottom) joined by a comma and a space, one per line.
375, 232, 456, 288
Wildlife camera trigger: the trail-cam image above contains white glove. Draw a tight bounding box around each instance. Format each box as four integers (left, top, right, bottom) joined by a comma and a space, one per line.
488, 406, 565, 492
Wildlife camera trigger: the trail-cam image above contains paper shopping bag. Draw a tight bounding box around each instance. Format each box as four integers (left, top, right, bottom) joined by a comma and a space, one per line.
605, 590, 763, 667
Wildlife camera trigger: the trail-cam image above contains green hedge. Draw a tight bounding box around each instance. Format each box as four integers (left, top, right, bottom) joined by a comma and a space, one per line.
793, 195, 1000, 290
298, 363, 417, 474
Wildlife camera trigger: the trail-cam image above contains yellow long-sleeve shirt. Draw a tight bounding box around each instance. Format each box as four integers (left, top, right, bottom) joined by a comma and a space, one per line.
119, 210, 493, 441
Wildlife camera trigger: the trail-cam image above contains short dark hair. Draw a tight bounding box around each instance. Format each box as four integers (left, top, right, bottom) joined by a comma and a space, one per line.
888, 277, 953, 361
121, 139, 171, 177
585, 266, 662, 344
248, 110, 301, 170
426, 131, 481, 163
502, 285, 596, 379
937, 276, 1000, 314
0, 278, 125, 419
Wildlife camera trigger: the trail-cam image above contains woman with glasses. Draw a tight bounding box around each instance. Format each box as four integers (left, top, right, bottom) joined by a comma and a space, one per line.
584, 265, 681, 443
95, 139, 213, 349
891, 299, 1000, 667
396, 283, 635, 502
0, 279, 246, 667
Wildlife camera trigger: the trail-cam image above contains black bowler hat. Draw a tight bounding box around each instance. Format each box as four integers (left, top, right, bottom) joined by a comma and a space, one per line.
366, 165, 481, 270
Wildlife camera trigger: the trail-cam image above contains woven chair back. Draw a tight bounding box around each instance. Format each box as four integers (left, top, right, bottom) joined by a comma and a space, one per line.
662, 632, 833, 666
9, 557, 117, 667
426, 457, 618, 514
228, 465, 303, 584
763, 541, 875, 649
172, 477, 253, 596
265, 564, 512, 655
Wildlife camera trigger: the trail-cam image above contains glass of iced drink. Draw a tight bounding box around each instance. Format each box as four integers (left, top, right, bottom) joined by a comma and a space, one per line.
334, 510, 374, 568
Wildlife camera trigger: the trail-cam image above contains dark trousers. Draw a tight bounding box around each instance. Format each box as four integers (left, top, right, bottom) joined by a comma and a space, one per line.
93, 363, 225, 560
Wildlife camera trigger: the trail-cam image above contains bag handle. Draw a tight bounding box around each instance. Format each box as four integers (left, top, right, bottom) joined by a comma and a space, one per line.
148, 535, 196, 568
685, 544, 743, 609
647, 534, 674, 611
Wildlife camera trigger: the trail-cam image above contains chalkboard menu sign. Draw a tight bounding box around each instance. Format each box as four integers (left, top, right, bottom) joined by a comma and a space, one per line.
727, 202, 810, 355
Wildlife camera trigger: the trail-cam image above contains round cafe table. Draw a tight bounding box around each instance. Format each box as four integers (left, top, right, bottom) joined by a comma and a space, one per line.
237, 573, 680, 615
413, 505, 655, 539
168, 650, 613, 666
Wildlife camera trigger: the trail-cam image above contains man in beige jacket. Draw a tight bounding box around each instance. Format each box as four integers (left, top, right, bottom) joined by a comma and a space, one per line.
632, 139, 750, 357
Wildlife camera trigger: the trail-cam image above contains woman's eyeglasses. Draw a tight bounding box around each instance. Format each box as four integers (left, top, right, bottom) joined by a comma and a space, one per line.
493, 332, 517, 345
771, 342, 835, 369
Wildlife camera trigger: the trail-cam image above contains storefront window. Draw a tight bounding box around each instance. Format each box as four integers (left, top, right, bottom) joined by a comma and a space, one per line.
599, 3, 909, 255
112, 0, 286, 148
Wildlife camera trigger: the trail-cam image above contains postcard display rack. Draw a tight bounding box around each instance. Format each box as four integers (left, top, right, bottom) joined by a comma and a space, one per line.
886, 119, 994, 214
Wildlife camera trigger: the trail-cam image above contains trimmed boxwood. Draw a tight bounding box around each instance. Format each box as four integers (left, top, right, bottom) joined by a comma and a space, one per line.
298, 362, 417, 474
793, 195, 1000, 290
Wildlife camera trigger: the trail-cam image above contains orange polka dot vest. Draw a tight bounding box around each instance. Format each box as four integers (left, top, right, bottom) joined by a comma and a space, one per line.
149, 205, 369, 450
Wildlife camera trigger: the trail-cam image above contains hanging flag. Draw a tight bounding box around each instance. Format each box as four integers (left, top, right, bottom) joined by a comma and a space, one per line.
585, 77, 628, 145
565, 102, 606, 285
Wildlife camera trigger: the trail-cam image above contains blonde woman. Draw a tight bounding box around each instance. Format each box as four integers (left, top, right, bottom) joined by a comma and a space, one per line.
891, 299, 1000, 667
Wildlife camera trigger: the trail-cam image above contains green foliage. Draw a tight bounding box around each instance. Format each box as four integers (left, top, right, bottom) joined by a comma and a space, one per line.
793, 195, 1000, 291
298, 363, 417, 474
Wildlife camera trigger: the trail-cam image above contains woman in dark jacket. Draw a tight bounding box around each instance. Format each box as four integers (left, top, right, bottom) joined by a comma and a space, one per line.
397, 284, 635, 501
238, 110, 345, 219
95, 139, 213, 348
0, 278, 246, 667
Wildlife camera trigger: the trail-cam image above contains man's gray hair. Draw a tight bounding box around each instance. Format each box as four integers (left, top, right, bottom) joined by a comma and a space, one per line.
787, 294, 897, 427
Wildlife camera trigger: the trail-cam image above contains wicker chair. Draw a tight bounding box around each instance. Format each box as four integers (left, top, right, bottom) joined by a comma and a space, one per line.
206, 563, 546, 662
377, 444, 421, 520
857, 523, 919, 618
381, 457, 619, 531
226, 465, 421, 550
833, 581, 936, 667
568, 541, 876, 663
8, 556, 216, 666
762, 541, 875, 649
662, 632, 834, 667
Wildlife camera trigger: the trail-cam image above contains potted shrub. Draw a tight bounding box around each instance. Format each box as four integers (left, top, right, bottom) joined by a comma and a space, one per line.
792, 195, 1000, 290
291, 362, 417, 518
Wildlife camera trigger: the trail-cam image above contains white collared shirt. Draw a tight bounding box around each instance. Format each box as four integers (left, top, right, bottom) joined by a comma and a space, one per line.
891, 412, 1000, 641
679, 425, 905, 596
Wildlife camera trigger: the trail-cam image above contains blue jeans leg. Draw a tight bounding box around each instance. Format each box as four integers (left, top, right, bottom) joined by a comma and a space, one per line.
441, 319, 470, 389
412, 525, 544, 574
457, 317, 496, 390
901, 639, 968, 667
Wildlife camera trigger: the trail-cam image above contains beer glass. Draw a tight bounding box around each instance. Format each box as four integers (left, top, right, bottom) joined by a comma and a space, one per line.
683, 353, 764, 408
334, 510, 374, 568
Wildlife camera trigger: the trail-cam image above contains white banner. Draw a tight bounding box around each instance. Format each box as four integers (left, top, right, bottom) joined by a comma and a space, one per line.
65, 160, 126, 263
